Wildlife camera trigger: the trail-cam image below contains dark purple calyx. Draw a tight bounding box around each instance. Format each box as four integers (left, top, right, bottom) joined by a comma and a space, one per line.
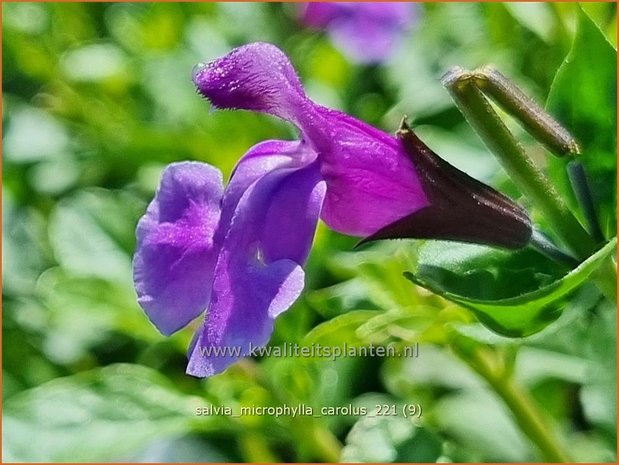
362, 119, 532, 249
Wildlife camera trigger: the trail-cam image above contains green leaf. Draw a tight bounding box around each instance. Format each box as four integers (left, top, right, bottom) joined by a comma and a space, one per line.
404, 239, 616, 336
3, 364, 211, 462
342, 394, 442, 463
436, 391, 534, 461
504, 3, 555, 43
303, 310, 381, 349
580, 298, 617, 432
409, 241, 569, 300
382, 345, 483, 394
34, 268, 170, 365
2, 190, 51, 295
328, 242, 434, 311
449, 285, 601, 346
124, 435, 233, 462
48, 188, 144, 282
306, 279, 380, 319
546, 8, 617, 237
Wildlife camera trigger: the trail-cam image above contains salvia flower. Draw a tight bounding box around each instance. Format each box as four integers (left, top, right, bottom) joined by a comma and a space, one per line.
133, 42, 531, 377
299, 2, 416, 64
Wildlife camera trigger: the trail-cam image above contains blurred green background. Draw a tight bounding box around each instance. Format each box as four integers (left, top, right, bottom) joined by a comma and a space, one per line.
3, 2, 617, 463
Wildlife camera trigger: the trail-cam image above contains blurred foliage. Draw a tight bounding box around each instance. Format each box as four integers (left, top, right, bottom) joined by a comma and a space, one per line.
2, 2, 617, 463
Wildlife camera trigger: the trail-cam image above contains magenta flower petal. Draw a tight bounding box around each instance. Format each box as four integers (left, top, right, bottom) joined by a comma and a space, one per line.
133, 162, 224, 335
187, 162, 325, 377
193, 42, 309, 122
303, 107, 429, 236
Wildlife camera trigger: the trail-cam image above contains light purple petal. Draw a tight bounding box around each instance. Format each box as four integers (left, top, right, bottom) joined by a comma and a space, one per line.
301, 3, 415, 64
187, 161, 325, 377
328, 5, 412, 63
193, 42, 309, 122
133, 162, 223, 336
217, 139, 317, 234
300, 107, 430, 236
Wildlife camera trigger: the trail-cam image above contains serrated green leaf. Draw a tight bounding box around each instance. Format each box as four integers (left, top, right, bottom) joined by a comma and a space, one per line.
3, 364, 211, 462
546, 7, 617, 237
410, 241, 569, 300
404, 239, 616, 336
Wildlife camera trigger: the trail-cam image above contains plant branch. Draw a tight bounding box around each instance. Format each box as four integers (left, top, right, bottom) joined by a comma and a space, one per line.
452, 341, 571, 462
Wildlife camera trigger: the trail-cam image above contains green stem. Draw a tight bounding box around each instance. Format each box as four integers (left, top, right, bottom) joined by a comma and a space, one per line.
453, 342, 571, 462
566, 161, 605, 243
308, 421, 343, 462
529, 229, 579, 268
250, 362, 343, 462
238, 432, 280, 462
441, 68, 597, 260
472, 66, 580, 157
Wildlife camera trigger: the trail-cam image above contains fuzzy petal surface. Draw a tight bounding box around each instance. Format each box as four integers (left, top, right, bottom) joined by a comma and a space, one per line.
193, 42, 309, 121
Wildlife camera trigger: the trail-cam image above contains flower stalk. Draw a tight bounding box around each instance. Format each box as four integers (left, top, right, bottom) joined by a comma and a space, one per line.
441, 67, 597, 260
452, 340, 571, 462
529, 229, 579, 268
470, 66, 580, 157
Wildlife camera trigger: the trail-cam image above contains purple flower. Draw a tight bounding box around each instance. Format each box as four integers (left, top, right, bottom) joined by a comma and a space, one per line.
299, 2, 416, 64
133, 42, 531, 377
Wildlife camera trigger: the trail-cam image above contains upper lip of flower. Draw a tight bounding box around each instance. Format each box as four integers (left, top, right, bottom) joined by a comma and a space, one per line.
133, 41, 531, 378
192, 42, 431, 237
